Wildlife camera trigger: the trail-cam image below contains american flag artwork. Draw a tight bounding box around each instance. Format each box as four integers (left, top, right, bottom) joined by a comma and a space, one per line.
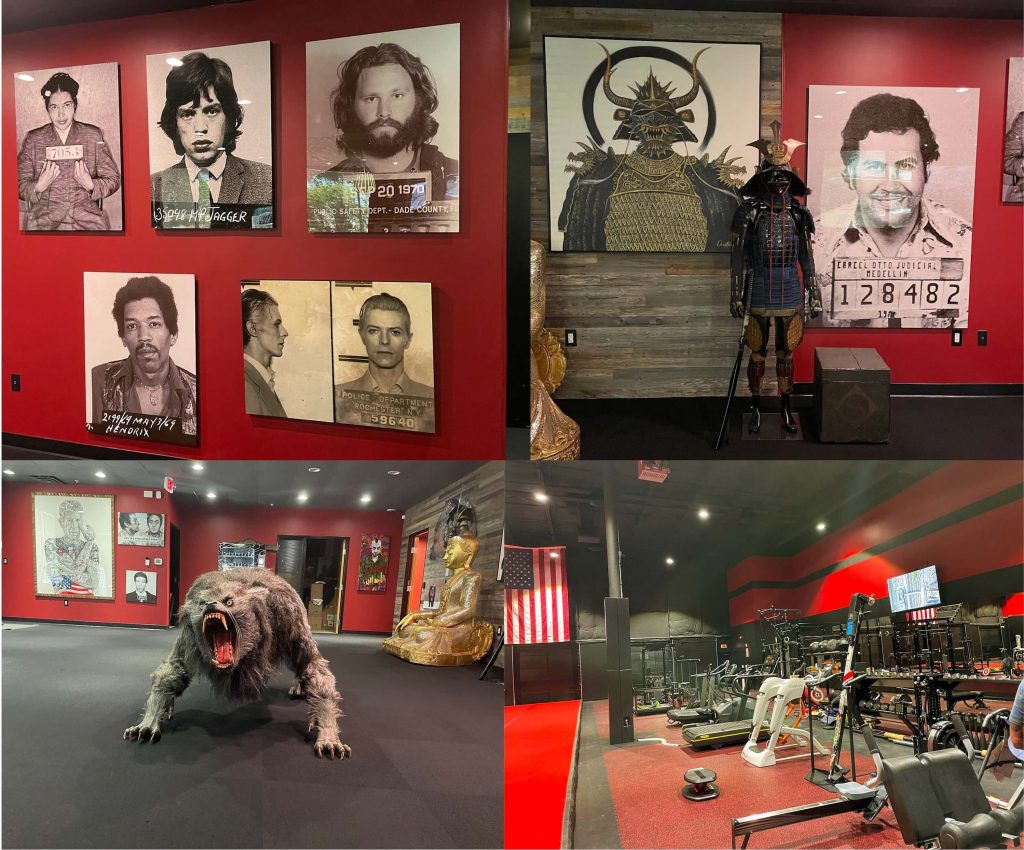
504, 546, 570, 644
51, 574, 94, 596
906, 607, 937, 622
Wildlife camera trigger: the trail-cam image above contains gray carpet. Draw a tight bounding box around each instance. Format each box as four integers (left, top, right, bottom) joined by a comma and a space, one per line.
2, 624, 502, 849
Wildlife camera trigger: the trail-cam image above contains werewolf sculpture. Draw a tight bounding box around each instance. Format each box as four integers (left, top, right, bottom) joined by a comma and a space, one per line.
123, 568, 351, 759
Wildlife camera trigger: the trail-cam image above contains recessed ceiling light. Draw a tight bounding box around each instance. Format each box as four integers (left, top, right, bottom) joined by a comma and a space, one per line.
95, 470, 107, 479
308, 467, 321, 473
297, 492, 309, 502
2, 469, 14, 476
16, 73, 34, 82
387, 470, 401, 476
166, 57, 183, 67
550, 551, 559, 559
386, 508, 398, 512
270, 503, 274, 507
816, 521, 827, 532
534, 492, 549, 503
697, 508, 710, 521
191, 463, 204, 471
666, 557, 675, 565
206, 491, 216, 500
360, 493, 372, 503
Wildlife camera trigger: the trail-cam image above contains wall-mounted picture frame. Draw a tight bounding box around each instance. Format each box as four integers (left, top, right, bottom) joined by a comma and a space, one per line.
241, 279, 434, 433
117, 512, 165, 547
357, 534, 390, 593
33, 492, 114, 599
1004, 57, 1023, 204
84, 272, 198, 447
544, 35, 761, 253
146, 41, 272, 230
125, 569, 158, 604
306, 23, 460, 234
14, 62, 123, 232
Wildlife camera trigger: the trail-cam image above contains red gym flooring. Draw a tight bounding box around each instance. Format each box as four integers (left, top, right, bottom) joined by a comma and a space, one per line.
506, 698, 1023, 850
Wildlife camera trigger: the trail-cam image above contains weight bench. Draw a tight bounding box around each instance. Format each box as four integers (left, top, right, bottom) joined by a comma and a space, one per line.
882, 748, 1022, 848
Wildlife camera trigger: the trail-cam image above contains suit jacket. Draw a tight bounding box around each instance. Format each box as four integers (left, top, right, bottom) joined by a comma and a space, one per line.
17, 121, 121, 230
151, 154, 273, 206
126, 591, 157, 604
243, 360, 287, 417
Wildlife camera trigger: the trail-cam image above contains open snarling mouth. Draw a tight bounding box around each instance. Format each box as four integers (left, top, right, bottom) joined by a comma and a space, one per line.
202, 611, 238, 668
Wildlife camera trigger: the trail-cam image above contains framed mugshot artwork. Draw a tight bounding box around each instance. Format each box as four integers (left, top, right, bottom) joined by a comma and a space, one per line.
125, 570, 159, 604
117, 512, 166, 547
13, 62, 123, 232
146, 40, 272, 230
33, 492, 115, 600
241, 279, 435, 434
544, 36, 761, 253
84, 272, 198, 446
807, 85, 979, 329
1004, 58, 1024, 204
306, 23, 460, 234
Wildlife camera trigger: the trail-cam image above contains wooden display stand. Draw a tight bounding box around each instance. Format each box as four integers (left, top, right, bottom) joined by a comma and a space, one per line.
814, 348, 891, 443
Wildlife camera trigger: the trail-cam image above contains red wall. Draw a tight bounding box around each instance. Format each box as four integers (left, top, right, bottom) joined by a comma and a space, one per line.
783, 14, 1023, 386
2, 481, 179, 626
1, 0, 508, 459
176, 502, 405, 633
728, 462, 1024, 625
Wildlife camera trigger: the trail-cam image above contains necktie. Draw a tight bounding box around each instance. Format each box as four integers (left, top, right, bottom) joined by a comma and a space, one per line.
197, 168, 211, 227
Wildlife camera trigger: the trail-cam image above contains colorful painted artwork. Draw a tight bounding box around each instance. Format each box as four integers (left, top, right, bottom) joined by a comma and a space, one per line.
357, 534, 390, 593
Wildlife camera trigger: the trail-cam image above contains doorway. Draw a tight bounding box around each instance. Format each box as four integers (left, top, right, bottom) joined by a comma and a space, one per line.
168, 524, 181, 626
275, 536, 349, 634
400, 529, 430, 619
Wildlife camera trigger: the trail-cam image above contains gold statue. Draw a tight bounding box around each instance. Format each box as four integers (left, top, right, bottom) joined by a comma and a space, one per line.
530, 240, 580, 460
383, 523, 493, 666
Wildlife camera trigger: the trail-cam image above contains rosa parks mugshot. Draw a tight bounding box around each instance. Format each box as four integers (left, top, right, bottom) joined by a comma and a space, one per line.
333, 282, 435, 434
807, 85, 978, 329
306, 23, 460, 234
14, 63, 123, 231
146, 41, 272, 230
84, 272, 198, 447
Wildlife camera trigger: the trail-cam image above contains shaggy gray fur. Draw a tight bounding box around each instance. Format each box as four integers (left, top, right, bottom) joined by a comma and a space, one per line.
123, 569, 351, 759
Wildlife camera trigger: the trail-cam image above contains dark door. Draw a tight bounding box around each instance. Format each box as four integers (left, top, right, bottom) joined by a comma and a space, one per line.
276, 537, 307, 598
168, 524, 181, 626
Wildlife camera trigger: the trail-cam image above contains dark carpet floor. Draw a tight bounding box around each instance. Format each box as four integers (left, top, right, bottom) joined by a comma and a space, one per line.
575, 700, 1023, 850
557, 395, 1024, 459
2, 624, 502, 849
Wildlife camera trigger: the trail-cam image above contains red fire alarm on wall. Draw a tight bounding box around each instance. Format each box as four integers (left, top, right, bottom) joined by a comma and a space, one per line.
163, 477, 175, 494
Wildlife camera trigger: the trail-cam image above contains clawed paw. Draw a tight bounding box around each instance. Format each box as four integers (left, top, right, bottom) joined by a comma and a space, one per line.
289, 681, 304, 698
313, 736, 352, 760
123, 722, 162, 744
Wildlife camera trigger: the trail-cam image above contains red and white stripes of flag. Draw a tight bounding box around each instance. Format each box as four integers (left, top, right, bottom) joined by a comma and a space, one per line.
505, 546, 570, 644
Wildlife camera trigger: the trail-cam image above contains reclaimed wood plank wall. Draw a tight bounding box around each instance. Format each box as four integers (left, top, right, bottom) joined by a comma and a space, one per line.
531, 7, 783, 398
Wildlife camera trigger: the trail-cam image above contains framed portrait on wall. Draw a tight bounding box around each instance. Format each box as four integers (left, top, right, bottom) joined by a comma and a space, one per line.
146, 41, 272, 230
544, 36, 761, 253
33, 493, 114, 599
13, 62, 123, 232
1004, 58, 1024, 204
117, 512, 165, 547
125, 570, 158, 604
807, 85, 978, 329
357, 534, 390, 593
84, 272, 198, 447
241, 279, 434, 434
306, 23, 460, 234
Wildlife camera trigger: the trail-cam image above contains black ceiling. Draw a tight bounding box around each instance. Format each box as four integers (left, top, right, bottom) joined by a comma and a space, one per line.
1, 460, 484, 512
1, 0, 247, 34
531, 0, 1021, 18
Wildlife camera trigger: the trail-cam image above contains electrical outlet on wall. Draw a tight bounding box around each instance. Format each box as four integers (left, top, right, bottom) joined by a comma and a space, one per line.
11, 374, 21, 392
978, 330, 988, 346
951, 329, 963, 347
565, 329, 577, 347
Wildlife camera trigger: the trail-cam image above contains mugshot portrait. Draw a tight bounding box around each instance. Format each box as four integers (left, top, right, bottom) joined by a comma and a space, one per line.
33, 493, 114, 600
306, 23, 460, 234
806, 84, 978, 329
146, 40, 272, 231
1003, 57, 1024, 204
14, 62, 123, 232
125, 570, 158, 604
83, 272, 198, 447
117, 512, 166, 547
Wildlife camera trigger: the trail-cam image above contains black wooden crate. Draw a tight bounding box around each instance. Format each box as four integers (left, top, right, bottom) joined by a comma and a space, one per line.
814, 348, 891, 443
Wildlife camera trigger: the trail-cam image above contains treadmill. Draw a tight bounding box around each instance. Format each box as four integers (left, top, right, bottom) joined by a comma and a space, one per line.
682, 670, 768, 749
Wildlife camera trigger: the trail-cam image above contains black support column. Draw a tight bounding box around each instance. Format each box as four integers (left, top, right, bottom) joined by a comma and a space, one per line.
603, 466, 633, 744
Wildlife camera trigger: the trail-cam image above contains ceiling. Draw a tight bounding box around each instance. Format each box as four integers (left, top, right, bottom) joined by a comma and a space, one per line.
2, 0, 247, 33
531, 0, 1021, 18
506, 459, 947, 578
1, 460, 484, 512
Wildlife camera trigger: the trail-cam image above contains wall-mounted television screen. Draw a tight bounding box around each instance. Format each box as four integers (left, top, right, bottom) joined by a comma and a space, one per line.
887, 565, 941, 613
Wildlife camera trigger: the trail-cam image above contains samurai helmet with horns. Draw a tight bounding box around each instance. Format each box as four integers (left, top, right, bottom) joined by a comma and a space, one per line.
740, 120, 808, 196
600, 44, 710, 157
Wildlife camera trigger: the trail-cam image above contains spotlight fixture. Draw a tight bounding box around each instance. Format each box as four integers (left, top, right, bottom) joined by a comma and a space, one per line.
191, 463, 204, 471
816, 522, 827, 532
166, 57, 184, 67
534, 492, 549, 503
666, 557, 675, 565
206, 491, 216, 500
297, 492, 309, 502
360, 493, 372, 504
308, 467, 321, 473
3, 469, 14, 476
697, 508, 710, 521
95, 470, 107, 479
386, 508, 398, 512
387, 470, 401, 476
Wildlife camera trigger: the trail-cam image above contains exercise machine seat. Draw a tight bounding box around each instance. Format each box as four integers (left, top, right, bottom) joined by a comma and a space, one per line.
939, 808, 1023, 849
881, 749, 991, 846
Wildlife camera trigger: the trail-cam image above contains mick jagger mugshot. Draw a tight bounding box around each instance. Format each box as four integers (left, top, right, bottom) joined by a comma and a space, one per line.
17, 72, 121, 231
307, 41, 458, 232
151, 52, 272, 229
335, 292, 435, 433
812, 93, 972, 328
90, 276, 198, 443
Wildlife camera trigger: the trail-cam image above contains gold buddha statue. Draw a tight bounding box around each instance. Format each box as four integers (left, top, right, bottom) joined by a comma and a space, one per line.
530, 240, 580, 460
382, 523, 493, 666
